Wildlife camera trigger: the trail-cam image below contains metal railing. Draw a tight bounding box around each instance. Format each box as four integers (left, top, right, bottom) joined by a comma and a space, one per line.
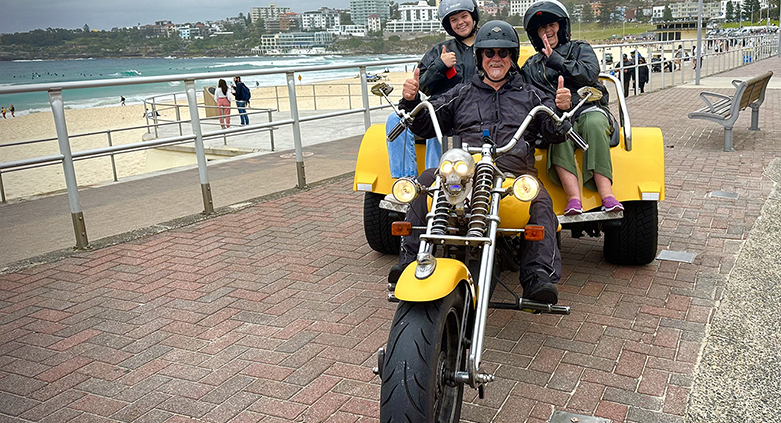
0, 34, 778, 250
590, 33, 777, 96
0, 58, 415, 249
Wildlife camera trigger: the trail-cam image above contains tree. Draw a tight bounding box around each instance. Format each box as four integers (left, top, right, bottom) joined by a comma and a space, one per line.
340, 12, 353, 25
582, 3, 593, 22
507, 14, 522, 26
663, 4, 673, 21
726, 1, 734, 22
83, 24, 90, 33
599, 0, 617, 25
742, 0, 760, 23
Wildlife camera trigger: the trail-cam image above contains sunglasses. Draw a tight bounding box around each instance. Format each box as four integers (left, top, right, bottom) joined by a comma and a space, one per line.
483, 49, 510, 59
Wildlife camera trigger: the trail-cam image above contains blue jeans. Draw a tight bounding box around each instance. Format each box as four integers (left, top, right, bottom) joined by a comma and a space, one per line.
386, 113, 442, 178
236, 101, 249, 125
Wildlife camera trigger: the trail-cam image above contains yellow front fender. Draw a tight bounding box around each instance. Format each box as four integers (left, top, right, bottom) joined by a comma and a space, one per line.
395, 258, 474, 303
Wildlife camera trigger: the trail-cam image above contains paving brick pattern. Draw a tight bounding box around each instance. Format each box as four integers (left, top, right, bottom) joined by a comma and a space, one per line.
1, 57, 779, 423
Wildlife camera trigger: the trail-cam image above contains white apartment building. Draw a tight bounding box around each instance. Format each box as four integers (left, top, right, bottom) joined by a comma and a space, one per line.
384, 1, 442, 33
250, 4, 292, 24
328, 24, 368, 36
350, 0, 391, 25
301, 7, 341, 31
367, 14, 382, 32
509, 0, 535, 18
259, 31, 334, 53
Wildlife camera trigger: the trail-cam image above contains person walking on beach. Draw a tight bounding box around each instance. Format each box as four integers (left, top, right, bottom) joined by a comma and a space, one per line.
8, 104, 14, 117
232, 76, 251, 126
120, 96, 126, 106
214, 79, 232, 129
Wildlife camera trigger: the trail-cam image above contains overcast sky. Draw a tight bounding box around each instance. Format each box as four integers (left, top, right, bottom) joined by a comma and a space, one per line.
0, 0, 351, 34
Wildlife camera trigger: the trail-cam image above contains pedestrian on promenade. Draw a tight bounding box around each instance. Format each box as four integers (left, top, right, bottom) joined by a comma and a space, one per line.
637, 56, 649, 94
8, 104, 14, 117
521, 0, 623, 216
232, 76, 251, 126
214, 79, 232, 129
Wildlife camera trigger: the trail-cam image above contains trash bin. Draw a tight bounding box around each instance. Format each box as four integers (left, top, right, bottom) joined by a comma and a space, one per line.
204, 86, 218, 118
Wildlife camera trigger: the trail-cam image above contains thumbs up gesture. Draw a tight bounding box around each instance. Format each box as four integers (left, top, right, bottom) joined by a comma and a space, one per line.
403, 68, 420, 101
440, 45, 457, 68
555, 76, 571, 111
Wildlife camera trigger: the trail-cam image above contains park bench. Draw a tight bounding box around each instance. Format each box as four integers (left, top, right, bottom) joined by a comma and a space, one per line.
688, 71, 773, 152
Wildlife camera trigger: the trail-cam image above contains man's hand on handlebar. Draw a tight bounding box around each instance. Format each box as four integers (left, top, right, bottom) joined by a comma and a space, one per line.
403, 68, 420, 101
555, 76, 570, 111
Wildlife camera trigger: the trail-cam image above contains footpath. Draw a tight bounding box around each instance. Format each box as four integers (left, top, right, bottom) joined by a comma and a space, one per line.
0, 57, 779, 423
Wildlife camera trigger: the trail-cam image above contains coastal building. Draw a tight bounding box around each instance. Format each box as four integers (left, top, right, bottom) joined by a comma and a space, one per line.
509, 0, 536, 19
350, 0, 391, 25
328, 24, 368, 37
279, 13, 301, 32
384, 1, 441, 33
301, 7, 341, 31
258, 31, 334, 54
652, 0, 722, 21
250, 4, 292, 24
367, 14, 382, 33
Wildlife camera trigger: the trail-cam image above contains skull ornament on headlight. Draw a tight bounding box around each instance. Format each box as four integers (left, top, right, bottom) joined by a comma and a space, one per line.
438, 149, 476, 204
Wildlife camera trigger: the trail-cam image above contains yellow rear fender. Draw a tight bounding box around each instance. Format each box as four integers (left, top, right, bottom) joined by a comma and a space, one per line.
353, 124, 428, 194
394, 258, 476, 306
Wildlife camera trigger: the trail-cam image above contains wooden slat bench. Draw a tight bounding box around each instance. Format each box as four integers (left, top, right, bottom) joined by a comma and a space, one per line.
688, 71, 773, 151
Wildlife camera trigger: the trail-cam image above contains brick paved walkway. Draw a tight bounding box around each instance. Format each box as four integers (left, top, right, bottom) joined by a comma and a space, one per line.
0, 57, 779, 423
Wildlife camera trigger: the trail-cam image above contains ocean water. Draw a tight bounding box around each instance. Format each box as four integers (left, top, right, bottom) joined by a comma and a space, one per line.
0, 55, 419, 116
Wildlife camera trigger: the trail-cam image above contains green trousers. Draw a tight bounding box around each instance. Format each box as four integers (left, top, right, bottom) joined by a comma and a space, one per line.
546, 111, 613, 193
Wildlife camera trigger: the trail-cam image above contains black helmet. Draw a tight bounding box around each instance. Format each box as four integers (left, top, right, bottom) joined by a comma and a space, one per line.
523, 0, 571, 52
439, 0, 479, 39
473, 20, 520, 75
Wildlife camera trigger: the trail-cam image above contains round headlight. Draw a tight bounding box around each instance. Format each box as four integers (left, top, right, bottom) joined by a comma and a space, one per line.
392, 178, 420, 203
512, 175, 540, 202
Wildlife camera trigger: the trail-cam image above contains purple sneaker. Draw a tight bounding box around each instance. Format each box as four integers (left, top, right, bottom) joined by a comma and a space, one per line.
564, 199, 583, 216
602, 196, 624, 212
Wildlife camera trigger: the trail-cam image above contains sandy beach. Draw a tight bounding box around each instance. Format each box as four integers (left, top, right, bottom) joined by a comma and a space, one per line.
0, 71, 411, 201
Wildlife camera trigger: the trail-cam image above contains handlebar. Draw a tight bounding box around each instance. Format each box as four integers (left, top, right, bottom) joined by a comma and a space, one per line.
386, 86, 598, 153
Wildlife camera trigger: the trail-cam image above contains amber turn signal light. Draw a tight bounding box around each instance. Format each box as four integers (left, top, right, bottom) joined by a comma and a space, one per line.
392, 221, 412, 236
523, 225, 545, 241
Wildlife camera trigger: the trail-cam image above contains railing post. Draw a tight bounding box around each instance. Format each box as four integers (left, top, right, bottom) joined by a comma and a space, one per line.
359, 66, 371, 130
184, 79, 214, 214
286, 72, 306, 188
107, 131, 118, 182
152, 97, 159, 138
267, 109, 275, 151
275, 86, 281, 111
348, 84, 352, 109
174, 93, 183, 136
313, 85, 317, 110
0, 172, 6, 203
49, 89, 89, 249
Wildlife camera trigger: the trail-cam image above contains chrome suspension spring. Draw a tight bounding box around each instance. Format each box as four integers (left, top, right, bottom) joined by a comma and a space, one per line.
468, 162, 494, 237
430, 192, 451, 235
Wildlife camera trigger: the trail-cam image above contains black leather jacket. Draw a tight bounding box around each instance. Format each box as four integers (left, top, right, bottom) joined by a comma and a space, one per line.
520, 40, 608, 117
400, 73, 565, 176
418, 38, 476, 99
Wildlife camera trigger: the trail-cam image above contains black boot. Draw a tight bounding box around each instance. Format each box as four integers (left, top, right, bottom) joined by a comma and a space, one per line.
388, 243, 416, 290
521, 270, 559, 305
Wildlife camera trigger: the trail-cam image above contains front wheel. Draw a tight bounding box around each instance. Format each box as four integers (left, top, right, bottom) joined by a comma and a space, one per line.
603, 201, 658, 265
363, 192, 401, 254
380, 287, 466, 423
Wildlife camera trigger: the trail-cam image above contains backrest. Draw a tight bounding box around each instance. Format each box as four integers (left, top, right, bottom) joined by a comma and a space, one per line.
738, 71, 773, 110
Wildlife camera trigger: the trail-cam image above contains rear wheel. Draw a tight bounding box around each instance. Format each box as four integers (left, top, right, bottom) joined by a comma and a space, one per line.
603, 201, 658, 265
380, 287, 466, 423
364, 192, 400, 254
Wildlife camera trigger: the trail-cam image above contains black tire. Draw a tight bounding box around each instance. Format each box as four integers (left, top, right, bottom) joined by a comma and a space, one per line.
603, 201, 658, 265
380, 287, 466, 423
363, 192, 401, 254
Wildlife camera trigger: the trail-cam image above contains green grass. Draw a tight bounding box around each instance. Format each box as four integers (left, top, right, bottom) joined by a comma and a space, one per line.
517, 22, 658, 44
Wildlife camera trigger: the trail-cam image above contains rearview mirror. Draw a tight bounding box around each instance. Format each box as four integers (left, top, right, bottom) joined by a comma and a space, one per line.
371, 83, 394, 97
576, 86, 603, 101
